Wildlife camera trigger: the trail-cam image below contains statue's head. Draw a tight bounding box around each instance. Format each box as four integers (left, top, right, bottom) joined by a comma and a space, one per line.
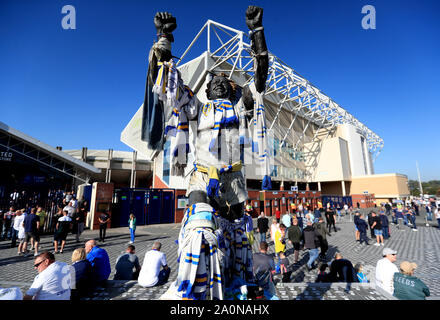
206, 73, 236, 101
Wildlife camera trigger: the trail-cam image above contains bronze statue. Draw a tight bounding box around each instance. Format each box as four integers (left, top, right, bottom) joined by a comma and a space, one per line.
143, 6, 271, 300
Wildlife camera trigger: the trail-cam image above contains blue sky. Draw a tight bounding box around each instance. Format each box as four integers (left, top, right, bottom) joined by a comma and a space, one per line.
1, 0, 439, 181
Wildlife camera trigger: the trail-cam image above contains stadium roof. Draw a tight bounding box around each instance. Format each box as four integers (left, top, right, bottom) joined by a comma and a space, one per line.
0, 121, 100, 182
176, 20, 384, 161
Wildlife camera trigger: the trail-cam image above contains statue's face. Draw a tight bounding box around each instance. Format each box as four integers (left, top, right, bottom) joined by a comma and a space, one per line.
209, 76, 231, 100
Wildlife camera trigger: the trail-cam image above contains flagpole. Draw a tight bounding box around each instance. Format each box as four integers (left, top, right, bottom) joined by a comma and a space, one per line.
416, 161, 423, 197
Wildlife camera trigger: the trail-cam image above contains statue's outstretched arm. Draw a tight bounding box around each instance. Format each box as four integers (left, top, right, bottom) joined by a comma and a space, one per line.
141, 12, 178, 150
246, 6, 268, 94
242, 6, 269, 115
147, 12, 177, 84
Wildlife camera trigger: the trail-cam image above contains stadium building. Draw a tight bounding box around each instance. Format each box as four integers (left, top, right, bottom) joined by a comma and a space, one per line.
121, 20, 410, 218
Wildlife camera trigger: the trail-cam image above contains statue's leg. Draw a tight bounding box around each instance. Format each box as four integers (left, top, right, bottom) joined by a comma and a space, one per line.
217, 202, 244, 221
188, 190, 221, 213
217, 171, 247, 221
230, 202, 244, 221
188, 190, 209, 206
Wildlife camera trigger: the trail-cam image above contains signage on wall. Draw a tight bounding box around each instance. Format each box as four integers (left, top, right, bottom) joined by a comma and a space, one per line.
23, 175, 46, 184
0, 151, 12, 162
177, 197, 188, 209
291, 186, 298, 192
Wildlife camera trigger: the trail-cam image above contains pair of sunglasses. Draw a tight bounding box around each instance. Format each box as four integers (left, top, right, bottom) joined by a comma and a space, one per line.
34, 259, 46, 268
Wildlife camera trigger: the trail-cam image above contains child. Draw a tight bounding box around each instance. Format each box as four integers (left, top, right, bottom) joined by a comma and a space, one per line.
279, 252, 291, 283
316, 263, 329, 282
274, 224, 287, 259
355, 263, 369, 283
128, 214, 136, 244
353, 212, 360, 242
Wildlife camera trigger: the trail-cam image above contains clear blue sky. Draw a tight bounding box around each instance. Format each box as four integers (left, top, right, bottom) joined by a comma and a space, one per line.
1, 0, 439, 181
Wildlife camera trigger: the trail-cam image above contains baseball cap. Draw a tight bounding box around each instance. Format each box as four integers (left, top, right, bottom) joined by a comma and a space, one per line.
400, 261, 417, 273
382, 247, 397, 256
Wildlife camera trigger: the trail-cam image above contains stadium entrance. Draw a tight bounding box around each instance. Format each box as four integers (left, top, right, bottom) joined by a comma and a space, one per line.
0, 121, 100, 214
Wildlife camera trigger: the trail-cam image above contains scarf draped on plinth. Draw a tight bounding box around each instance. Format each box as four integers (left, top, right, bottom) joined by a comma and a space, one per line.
161, 203, 223, 300
216, 217, 254, 285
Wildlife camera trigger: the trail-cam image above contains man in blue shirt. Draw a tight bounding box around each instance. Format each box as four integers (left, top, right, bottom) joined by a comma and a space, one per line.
313, 206, 322, 222
379, 211, 390, 239
85, 240, 111, 286
23, 208, 40, 257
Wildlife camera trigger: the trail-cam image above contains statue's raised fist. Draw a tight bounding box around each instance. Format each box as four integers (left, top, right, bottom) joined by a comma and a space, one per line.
245, 6, 263, 30
154, 12, 177, 34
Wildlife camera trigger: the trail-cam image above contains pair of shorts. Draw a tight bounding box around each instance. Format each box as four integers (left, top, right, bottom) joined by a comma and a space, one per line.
25, 232, 40, 242
292, 242, 301, 251
54, 232, 67, 242
374, 229, 383, 236
186, 169, 247, 207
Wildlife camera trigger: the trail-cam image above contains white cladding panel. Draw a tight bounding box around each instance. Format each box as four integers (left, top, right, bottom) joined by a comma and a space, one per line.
340, 123, 368, 177
313, 137, 351, 182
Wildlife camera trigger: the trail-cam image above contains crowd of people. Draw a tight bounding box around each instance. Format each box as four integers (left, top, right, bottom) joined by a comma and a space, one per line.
1, 239, 170, 300
251, 201, 432, 300
0, 189, 90, 257
0, 194, 435, 300
253, 203, 351, 287
350, 200, 440, 250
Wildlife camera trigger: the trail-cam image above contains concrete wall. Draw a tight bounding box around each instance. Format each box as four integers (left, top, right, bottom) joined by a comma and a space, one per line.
321, 181, 343, 195
350, 174, 410, 199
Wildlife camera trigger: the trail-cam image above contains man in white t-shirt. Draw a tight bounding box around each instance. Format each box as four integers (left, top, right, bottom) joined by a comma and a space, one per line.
63, 203, 76, 218
23, 251, 71, 300
138, 242, 170, 287
375, 247, 399, 295
69, 196, 78, 209
12, 209, 24, 248
343, 204, 349, 215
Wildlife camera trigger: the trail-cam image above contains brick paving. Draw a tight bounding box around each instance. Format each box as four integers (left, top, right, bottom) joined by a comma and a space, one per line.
0, 209, 439, 300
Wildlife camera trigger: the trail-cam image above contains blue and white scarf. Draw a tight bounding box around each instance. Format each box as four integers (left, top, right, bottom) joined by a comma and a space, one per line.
155, 60, 196, 176
216, 217, 254, 284
249, 82, 272, 190
197, 99, 238, 154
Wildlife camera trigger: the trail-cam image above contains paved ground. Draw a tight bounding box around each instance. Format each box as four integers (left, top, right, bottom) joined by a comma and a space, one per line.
1, 210, 439, 300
